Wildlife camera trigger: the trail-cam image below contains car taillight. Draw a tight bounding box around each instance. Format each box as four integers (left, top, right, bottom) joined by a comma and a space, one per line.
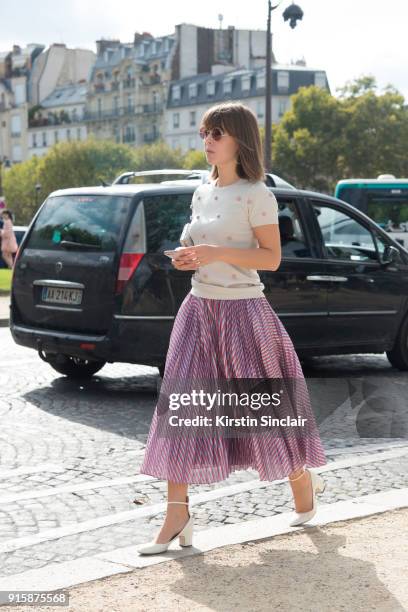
116, 252, 144, 294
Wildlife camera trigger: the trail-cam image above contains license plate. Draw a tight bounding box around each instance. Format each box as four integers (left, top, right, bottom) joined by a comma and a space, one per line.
41, 286, 83, 305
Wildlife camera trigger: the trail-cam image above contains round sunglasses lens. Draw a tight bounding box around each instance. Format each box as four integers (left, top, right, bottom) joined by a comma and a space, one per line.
212, 128, 223, 140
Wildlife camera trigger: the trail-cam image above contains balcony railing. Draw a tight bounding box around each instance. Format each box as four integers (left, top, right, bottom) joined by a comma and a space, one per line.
123, 78, 136, 89
83, 103, 163, 121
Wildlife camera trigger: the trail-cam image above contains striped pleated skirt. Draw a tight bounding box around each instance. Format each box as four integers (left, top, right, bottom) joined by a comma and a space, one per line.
139, 291, 328, 484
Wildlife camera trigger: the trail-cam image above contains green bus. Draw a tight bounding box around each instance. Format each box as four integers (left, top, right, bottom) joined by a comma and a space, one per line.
334, 174, 408, 250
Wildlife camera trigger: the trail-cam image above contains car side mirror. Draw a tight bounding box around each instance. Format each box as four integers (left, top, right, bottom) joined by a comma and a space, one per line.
380, 245, 400, 265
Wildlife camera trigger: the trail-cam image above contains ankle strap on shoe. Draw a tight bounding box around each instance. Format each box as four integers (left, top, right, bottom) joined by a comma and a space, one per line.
168, 495, 189, 505
288, 468, 307, 482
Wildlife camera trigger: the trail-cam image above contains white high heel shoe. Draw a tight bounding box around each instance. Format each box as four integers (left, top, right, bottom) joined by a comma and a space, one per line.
137, 496, 194, 555
288, 468, 326, 527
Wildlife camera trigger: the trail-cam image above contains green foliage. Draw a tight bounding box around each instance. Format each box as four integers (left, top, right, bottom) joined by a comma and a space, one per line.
183, 149, 209, 170
0, 269, 12, 293
2, 137, 190, 222
2, 156, 43, 225
272, 76, 408, 193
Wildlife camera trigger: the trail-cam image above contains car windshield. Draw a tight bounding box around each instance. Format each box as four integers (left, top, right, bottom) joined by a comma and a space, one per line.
26, 194, 132, 251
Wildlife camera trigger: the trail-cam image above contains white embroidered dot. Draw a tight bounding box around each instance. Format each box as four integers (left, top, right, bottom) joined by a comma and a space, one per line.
236, 196, 242, 201
203, 273, 208, 278
232, 273, 237, 278
247, 199, 253, 204
227, 235, 232, 240
262, 211, 267, 216
214, 196, 218, 200
216, 214, 221, 218
202, 234, 206, 238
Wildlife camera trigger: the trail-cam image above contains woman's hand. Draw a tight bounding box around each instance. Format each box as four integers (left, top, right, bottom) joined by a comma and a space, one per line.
171, 245, 219, 270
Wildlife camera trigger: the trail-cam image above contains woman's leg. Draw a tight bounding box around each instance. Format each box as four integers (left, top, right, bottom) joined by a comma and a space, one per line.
2, 252, 14, 269
288, 467, 313, 513
153, 480, 189, 544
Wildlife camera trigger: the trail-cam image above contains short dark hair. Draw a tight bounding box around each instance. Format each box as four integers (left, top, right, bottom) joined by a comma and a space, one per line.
200, 101, 266, 183
1, 209, 13, 221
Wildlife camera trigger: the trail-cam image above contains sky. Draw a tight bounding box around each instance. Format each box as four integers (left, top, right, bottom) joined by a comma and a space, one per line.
1, 0, 407, 101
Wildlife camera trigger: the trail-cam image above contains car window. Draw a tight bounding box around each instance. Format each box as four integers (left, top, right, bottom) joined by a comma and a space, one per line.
277, 198, 312, 258
143, 193, 192, 253
26, 195, 132, 251
311, 200, 379, 262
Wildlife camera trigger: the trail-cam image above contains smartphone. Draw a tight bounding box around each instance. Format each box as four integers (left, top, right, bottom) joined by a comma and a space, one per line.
163, 249, 183, 258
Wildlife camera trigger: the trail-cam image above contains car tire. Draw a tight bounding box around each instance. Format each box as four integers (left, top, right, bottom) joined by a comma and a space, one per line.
41, 352, 106, 378
386, 314, 408, 371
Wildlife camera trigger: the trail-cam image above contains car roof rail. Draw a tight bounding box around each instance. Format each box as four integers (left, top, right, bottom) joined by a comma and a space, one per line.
112, 169, 210, 185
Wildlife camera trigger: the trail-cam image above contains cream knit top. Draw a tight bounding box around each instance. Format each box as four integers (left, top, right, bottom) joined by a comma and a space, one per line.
188, 177, 279, 299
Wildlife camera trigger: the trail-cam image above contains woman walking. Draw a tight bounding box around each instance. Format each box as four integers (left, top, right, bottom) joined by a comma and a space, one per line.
137, 101, 327, 555
0, 209, 18, 269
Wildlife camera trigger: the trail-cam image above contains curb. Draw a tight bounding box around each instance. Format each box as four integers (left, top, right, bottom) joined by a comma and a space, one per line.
0, 488, 407, 593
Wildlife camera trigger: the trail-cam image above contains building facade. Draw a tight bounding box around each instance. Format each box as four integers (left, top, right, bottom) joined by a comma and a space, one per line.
165, 62, 330, 152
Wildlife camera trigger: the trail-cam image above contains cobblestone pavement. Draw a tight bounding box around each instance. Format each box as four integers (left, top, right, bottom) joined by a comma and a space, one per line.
0, 327, 407, 578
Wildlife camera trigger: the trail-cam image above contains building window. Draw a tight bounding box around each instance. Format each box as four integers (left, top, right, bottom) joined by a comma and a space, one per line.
67, 129, 71, 141
42, 132, 47, 147
14, 83, 26, 105
256, 99, 264, 118
11, 115, 21, 136
173, 112, 180, 128
190, 110, 196, 126
113, 96, 120, 113
97, 98, 102, 117
124, 124, 135, 142
189, 137, 196, 150
241, 75, 251, 92
12, 144, 22, 162
77, 127, 81, 139
113, 125, 120, 143
278, 99, 287, 116
223, 78, 232, 94
314, 72, 326, 88
256, 71, 265, 89
127, 94, 134, 111
32, 133, 37, 148
54, 131, 59, 143
206, 80, 215, 96
172, 85, 180, 101
277, 71, 289, 91
189, 83, 197, 99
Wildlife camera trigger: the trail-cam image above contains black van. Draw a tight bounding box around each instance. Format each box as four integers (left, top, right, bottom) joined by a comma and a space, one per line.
9, 170, 408, 378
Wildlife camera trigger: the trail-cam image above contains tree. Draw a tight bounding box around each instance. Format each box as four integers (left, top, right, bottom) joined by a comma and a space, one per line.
272, 76, 408, 193
273, 85, 345, 192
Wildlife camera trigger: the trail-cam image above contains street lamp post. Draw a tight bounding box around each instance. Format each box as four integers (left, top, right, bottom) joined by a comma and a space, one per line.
264, 1, 304, 173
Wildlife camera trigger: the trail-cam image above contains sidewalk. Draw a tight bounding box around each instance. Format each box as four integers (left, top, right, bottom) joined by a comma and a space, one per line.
66, 508, 408, 612
0, 294, 10, 327
1, 507, 406, 611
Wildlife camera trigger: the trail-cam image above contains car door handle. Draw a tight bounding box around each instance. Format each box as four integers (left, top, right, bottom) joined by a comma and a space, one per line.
306, 275, 348, 282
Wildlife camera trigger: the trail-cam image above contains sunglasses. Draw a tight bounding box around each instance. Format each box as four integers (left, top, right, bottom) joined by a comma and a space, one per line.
199, 127, 225, 141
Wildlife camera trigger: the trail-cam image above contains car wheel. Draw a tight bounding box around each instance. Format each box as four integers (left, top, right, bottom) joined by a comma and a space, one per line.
41, 352, 106, 378
386, 314, 408, 371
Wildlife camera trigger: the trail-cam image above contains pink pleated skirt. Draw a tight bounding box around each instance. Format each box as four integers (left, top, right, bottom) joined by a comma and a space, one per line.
139, 291, 328, 484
